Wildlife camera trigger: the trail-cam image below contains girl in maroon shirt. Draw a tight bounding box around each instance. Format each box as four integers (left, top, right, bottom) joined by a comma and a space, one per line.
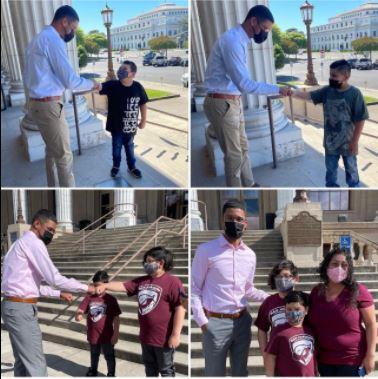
255, 260, 299, 365
308, 248, 377, 377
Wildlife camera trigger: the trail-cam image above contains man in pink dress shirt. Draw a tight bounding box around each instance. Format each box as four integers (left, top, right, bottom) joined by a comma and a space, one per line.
191, 199, 269, 376
1, 209, 94, 377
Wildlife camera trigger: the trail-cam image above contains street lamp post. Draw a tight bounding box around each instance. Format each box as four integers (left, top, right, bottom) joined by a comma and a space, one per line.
101, 3, 116, 81
300, 0, 318, 86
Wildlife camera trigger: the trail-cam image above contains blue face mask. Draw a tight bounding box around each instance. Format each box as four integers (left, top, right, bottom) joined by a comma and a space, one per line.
286, 310, 305, 325
117, 68, 129, 80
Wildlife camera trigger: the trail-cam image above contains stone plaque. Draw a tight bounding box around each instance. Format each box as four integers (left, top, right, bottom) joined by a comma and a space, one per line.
288, 211, 321, 246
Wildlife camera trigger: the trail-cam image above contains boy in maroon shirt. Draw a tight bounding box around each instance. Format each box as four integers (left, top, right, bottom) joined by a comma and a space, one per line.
255, 260, 299, 365
94, 246, 187, 377
75, 271, 121, 377
265, 291, 316, 377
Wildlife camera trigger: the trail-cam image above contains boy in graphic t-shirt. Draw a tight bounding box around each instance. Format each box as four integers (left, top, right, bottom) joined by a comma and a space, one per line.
93, 246, 187, 377
75, 271, 122, 377
99, 60, 148, 179
265, 291, 316, 377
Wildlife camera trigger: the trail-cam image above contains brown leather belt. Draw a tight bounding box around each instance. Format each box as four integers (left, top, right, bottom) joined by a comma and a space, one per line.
30, 96, 62, 102
207, 93, 241, 100
5, 296, 38, 304
205, 308, 246, 319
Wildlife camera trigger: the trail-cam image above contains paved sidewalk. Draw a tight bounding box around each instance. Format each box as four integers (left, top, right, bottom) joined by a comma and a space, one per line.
1, 329, 145, 377
191, 105, 378, 188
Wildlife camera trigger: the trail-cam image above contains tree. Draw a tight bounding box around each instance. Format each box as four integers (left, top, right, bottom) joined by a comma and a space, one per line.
88, 29, 101, 35
274, 44, 285, 70
352, 37, 378, 59
87, 33, 108, 49
281, 38, 299, 56
84, 38, 100, 55
78, 45, 88, 67
75, 27, 86, 47
272, 24, 283, 45
148, 36, 177, 56
286, 31, 307, 49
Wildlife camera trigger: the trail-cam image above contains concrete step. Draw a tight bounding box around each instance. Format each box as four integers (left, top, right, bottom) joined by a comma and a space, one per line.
53, 266, 189, 275
253, 265, 377, 274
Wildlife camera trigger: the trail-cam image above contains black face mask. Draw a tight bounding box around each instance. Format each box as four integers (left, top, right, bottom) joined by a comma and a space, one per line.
224, 221, 244, 240
41, 230, 54, 245
329, 78, 342, 89
64, 30, 75, 43
252, 23, 269, 44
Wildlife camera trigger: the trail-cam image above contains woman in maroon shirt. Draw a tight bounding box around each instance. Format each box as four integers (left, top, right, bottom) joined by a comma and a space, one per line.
308, 248, 377, 376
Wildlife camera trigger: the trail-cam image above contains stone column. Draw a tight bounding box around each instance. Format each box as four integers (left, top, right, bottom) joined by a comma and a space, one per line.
374, 210, 378, 222
107, 190, 136, 228
190, 190, 205, 231
274, 189, 296, 228
55, 189, 73, 232
194, 0, 305, 172
1, 32, 11, 100
1, 0, 25, 106
12, 189, 28, 224
7, 0, 106, 162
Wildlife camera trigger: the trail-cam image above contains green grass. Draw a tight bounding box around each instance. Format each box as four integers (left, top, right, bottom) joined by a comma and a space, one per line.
145, 88, 174, 99
278, 81, 303, 87
364, 96, 378, 105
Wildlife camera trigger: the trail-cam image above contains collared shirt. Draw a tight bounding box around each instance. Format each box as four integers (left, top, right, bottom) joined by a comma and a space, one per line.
204, 24, 280, 96
1, 231, 88, 298
24, 26, 94, 98
191, 234, 269, 327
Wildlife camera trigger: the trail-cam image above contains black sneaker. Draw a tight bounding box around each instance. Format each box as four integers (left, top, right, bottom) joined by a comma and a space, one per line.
110, 167, 119, 178
107, 373, 115, 377
86, 368, 98, 377
128, 168, 142, 179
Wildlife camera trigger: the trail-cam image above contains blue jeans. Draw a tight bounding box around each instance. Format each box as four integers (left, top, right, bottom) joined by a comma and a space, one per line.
112, 131, 136, 170
325, 154, 359, 187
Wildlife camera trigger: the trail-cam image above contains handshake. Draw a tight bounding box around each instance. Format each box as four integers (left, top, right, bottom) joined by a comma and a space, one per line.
91, 80, 102, 92
278, 85, 294, 97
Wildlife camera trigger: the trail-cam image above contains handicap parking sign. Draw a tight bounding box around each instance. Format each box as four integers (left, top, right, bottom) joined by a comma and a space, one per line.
340, 235, 352, 252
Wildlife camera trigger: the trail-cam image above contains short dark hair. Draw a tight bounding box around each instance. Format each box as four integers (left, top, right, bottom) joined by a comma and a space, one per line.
222, 199, 246, 215
268, 260, 298, 290
284, 291, 309, 307
143, 246, 173, 271
122, 60, 137, 73
92, 270, 109, 283
31, 209, 57, 225
245, 5, 274, 23
330, 59, 351, 75
52, 5, 80, 23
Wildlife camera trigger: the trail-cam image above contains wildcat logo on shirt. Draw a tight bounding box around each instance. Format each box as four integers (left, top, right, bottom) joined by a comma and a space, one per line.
289, 334, 314, 366
138, 284, 162, 315
269, 306, 287, 327
122, 97, 140, 134
89, 302, 107, 322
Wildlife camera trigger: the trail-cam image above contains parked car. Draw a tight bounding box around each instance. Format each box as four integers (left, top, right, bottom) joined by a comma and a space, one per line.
143, 52, 156, 66
152, 56, 168, 67
346, 58, 358, 68
181, 58, 188, 67
181, 72, 188, 88
356, 58, 372, 70
168, 56, 182, 66
373, 59, 378, 69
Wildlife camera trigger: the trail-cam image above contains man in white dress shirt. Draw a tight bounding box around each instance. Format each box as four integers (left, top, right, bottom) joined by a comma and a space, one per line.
24, 5, 101, 187
203, 5, 291, 188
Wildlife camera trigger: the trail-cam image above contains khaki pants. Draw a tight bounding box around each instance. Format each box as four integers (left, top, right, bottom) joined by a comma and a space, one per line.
29, 100, 75, 187
204, 96, 254, 187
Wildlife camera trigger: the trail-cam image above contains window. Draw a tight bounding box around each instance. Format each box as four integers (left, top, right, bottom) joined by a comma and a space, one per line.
308, 191, 349, 211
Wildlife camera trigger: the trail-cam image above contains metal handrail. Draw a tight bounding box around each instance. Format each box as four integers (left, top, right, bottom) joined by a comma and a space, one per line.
190, 199, 208, 230
49, 214, 188, 325
72, 89, 97, 155
267, 94, 295, 169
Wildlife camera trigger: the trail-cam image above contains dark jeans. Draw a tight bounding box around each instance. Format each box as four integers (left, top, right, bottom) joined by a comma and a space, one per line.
318, 363, 360, 377
112, 131, 136, 170
325, 154, 359, 187
90, 343, 115, 375
141, 343, 175, 377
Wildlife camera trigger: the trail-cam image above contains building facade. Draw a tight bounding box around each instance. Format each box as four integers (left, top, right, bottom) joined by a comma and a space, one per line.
111, 3, 188, 50
311, 2, 378, 51
1, 189, 188, 236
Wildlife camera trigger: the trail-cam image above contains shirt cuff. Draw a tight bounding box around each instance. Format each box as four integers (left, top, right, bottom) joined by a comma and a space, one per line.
194, 312, 209, 328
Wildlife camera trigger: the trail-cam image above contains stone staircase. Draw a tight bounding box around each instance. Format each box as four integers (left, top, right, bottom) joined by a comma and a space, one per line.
1, 220, 189, 376
190, 230, 378, 376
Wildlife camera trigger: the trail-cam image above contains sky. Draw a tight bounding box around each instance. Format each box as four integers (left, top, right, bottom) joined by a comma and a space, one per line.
72, 0, 188, 33
72, 0, 375, 34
